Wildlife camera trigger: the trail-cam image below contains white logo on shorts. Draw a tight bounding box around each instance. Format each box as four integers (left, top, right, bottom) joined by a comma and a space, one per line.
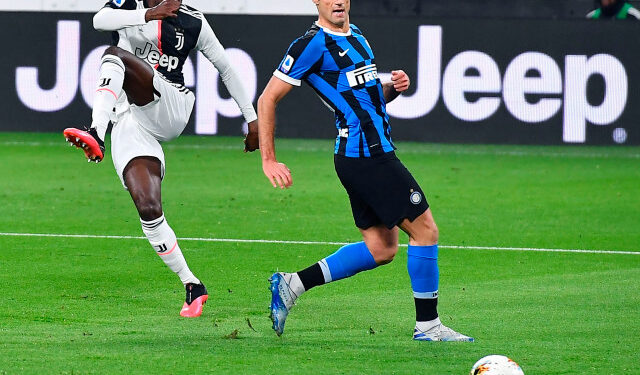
410, 191, 422, 205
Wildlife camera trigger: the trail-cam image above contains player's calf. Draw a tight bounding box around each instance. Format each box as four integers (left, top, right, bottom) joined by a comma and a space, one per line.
140, 214, 206, 316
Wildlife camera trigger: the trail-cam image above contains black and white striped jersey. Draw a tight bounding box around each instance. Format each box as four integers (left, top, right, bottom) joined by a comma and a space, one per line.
94, 0, 257, 123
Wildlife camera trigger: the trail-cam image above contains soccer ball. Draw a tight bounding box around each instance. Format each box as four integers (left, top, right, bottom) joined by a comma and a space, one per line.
470, 355, 524, 375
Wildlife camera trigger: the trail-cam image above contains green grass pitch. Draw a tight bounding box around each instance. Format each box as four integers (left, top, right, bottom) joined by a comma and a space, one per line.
0, 132, 638, 374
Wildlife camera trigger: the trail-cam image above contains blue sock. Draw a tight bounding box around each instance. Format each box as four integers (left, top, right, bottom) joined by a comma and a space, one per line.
407, 244, 439, 298
321, 242, 378, 282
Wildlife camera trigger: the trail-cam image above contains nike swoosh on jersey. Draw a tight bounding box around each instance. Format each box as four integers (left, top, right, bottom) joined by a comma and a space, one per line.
339, 49, 349, 57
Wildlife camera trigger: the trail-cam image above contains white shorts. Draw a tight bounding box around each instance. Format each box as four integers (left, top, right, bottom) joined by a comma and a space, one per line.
111, 70, 195, 188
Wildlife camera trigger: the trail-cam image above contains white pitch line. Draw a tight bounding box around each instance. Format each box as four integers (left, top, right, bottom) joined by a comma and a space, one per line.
0, 232, 638, 256
2, 140, 639, 159
442, 245, 639, 255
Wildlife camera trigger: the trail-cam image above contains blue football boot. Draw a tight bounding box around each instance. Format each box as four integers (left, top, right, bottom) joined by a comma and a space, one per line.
413, 323, 474, 342
269, 272, 298, 336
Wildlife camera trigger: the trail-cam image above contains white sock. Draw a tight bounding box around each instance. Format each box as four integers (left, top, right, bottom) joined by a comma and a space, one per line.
283, 272, 305, 309
286, 272, 305, 296
91, 54, 125, 141
416, 317, 441, 332
141, 214, 200, 285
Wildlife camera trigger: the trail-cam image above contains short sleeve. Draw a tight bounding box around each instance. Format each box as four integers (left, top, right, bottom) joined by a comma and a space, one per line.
273, 32, 323, 87
103, 0, 138, 10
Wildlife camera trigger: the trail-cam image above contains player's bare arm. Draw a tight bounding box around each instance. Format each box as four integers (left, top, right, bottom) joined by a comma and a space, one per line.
145, 0, 180, 21
257, 77, 295, 189
383, 70, 410, 103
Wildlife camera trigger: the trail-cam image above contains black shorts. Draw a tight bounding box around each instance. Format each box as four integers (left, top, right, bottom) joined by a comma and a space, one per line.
334, 152, 429, 229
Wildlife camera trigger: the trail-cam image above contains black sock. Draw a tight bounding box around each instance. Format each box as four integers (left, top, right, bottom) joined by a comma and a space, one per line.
296, 263, 325, 291
415, 297, 438, 322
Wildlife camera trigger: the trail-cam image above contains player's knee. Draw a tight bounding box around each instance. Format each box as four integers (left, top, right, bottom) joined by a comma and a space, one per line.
136, 199, 163, 222
428, 223, 439, 243
376, 251, 396, 265
412, 216, 439, 245
372, 244, 398, 265
103, 46, 124, 58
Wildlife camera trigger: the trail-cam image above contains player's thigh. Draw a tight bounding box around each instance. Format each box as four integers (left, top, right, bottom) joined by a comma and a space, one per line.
398, 208, 438, 246
342, 188, 384, 229
335, 152, 429, 229
130, 73, 195, 142
111, 112, 166, 190
123, 157, 163, 192
123, 157, 163, 210
104, 46, 155, 106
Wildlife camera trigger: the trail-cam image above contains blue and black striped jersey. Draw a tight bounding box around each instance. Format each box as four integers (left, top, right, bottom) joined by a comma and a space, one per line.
274, 23, 395, 158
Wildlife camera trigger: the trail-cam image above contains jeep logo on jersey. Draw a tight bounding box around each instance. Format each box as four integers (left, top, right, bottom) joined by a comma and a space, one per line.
346, 64, 378, 88
111, 0, 125, 8
135, 43, 180, 72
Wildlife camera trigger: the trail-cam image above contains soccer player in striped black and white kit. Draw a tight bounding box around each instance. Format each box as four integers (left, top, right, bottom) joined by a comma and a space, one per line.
259, 0, 473, 341
64, 0, 259, 318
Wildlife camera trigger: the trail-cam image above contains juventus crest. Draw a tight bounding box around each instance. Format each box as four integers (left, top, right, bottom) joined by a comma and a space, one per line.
175, 30, 185, 50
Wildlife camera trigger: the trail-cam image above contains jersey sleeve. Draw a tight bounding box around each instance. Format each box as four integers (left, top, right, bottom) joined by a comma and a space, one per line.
273, 33, 324, 87
94, 0, 147, 31
196, 16, 257, 123
102, 0, 138, 10
628, 6, 640, 19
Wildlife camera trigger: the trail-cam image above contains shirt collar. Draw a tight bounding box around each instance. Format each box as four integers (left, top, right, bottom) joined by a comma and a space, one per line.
315, 21, 352, 36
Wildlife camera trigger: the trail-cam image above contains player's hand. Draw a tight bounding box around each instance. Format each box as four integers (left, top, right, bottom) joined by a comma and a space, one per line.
145, 0, 180, 21
262, 160, 292, 189
244, 120, 259, 152
391, 70, 410, 93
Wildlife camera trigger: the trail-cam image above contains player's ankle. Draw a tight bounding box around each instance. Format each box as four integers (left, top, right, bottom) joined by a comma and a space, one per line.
415, 317, 441, 332
89, 123, 107, 142
285, 272, 306, 299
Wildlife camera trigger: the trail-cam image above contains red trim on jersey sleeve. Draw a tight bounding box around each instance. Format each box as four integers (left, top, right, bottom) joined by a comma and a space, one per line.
155, 20, 163, 70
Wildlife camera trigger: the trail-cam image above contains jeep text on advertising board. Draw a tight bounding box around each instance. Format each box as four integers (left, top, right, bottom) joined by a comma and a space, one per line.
4, 14, 638, 145
381, 26, 628, 143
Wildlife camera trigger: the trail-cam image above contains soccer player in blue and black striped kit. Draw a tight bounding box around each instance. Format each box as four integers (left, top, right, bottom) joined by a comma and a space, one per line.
258, 0, 473, 341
